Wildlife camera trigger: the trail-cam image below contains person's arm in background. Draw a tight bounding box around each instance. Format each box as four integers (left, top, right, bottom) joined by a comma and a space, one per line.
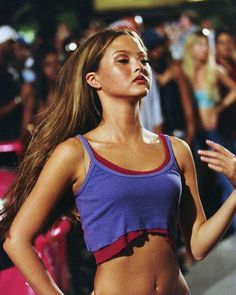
0, 96, 24, 119
217, 67, 236, 112
198, 140, 236, 187
173, 62, 196, 146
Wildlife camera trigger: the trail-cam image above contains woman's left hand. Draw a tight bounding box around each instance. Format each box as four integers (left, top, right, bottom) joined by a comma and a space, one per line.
198, 140, 236, 187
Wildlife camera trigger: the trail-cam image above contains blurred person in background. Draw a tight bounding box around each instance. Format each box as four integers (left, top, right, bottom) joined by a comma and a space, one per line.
215, 29, 236, 153
0, 25, 36, 146
0, 25, 24, 142
54, 22, 73, 63
200, 19, 216, 53
33, 46, 62, 123
139, 67, 164, 134
142, 28, 196, 146
169, 10, 198, 61
140, 29, 164, 134
9, 37, 36, 85
182, 30, 236, 227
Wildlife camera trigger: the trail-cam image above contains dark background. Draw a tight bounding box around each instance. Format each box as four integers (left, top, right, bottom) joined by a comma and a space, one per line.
1, 0, 236, 41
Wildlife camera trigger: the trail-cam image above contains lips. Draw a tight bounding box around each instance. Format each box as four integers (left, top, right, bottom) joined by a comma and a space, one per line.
133, 74, 148, 83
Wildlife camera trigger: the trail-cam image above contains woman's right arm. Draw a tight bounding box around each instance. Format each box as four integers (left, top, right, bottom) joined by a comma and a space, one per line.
3, 138, 84, 295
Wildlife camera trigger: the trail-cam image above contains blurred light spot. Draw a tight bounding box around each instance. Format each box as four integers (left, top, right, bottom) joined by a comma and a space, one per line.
134, 15, 143, 25
25, 57, 34, 68
65, 42, 77, 52
202, 28, 210, 36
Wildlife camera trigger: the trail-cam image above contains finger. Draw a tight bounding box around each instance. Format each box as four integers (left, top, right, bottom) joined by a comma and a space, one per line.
205, 140, 234, 157
208, 163, 223, 173
198, 149, 225, 161
200, 156, 224, 167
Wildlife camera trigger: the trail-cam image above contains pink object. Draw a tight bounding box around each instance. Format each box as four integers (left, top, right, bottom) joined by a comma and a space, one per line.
0, 140, 24, 157
0, 170, 16, 197
35, 217, 72, 293
0, 266, 36, 295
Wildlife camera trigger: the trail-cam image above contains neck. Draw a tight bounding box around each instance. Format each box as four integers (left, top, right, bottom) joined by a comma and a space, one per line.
194, 59, 205, 70
98, 99, 143, 142
217, 55, 232, 66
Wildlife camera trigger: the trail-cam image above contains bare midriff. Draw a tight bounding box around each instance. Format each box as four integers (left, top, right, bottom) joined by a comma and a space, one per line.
94, 234, 190, 295
199, 107, 218, 131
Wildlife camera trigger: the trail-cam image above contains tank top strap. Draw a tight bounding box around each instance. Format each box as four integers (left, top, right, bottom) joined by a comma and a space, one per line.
160, 133, 176, 165
76, 134, 96, 161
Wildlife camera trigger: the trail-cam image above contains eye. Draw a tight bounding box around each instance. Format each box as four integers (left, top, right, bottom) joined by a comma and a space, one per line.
117, 59, 129, 64
140, 58, 150, 65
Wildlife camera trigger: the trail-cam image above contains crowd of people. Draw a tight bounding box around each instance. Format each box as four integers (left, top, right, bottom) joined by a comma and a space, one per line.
0, 9, 236, 295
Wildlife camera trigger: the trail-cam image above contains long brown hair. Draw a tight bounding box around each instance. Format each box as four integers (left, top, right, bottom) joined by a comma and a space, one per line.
0, 29, 146, 239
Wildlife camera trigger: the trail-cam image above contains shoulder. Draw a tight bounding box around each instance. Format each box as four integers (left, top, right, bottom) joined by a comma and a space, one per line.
169, 135, 194, 172
48, 137, 85, 170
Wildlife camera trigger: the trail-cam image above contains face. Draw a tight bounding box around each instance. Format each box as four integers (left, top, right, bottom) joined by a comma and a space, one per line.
14, 43, 30, 64
216, 33, 234, 59
90, 34, 151, 100
149, 45, 166, 62
179, 15, 191, 30
1, 39, 15, 61
42, 52, 61, 82
191, 36, 209, 63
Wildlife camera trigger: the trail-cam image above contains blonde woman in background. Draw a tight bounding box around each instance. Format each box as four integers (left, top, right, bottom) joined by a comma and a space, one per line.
182, 30, 236, 135
182, 30, 236, 224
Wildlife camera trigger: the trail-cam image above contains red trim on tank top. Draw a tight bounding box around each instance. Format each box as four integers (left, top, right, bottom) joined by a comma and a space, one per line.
93, 228, 175, 265
90, 133, 170, 175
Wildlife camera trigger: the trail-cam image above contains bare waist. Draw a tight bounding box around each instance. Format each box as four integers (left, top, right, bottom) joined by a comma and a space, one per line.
94, 234, 190, 295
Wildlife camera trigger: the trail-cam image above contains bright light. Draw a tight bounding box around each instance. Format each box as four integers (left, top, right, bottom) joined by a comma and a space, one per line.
202, 28, 210, 36
65, 42, 77, 52
25, 57, 34, 68
134, 15, 143, 25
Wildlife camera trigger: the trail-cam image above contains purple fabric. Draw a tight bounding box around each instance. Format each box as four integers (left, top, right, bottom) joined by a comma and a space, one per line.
75, 134, 182, 252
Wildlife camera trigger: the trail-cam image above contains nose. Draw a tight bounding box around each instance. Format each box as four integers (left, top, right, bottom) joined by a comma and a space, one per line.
134, 59, 145, 72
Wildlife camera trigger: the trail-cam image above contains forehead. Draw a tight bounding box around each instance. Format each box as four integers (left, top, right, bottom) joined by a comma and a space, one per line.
217, 33, 232, 41
105, 34, 146, 55
195, 36, 208, 44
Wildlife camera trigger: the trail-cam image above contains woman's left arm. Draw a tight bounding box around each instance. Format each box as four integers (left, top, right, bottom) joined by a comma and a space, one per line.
174, 63, 196, 145
172, 137, 236, 260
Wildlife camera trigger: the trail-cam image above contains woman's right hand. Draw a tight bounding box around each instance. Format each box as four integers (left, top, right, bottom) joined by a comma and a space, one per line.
198, 140, 236, 187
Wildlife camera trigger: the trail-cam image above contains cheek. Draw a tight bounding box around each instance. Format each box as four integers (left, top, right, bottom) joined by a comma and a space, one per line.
100, 67, 130, 86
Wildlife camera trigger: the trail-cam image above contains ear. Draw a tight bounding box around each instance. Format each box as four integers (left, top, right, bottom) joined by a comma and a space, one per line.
86, 72, 101, 90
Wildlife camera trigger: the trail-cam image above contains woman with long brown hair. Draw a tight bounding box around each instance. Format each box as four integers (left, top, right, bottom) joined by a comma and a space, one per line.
1, 28, 236, 295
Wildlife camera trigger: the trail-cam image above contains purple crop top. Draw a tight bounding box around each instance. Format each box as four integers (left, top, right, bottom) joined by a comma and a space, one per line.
75, 134, 182, 264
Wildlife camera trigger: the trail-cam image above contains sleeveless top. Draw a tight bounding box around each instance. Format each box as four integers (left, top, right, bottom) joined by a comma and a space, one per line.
194, 90, 215, 109
75, 134, 182, 264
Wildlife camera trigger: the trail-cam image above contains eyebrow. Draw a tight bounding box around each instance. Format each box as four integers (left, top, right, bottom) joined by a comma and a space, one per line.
112, 50, 147, 56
